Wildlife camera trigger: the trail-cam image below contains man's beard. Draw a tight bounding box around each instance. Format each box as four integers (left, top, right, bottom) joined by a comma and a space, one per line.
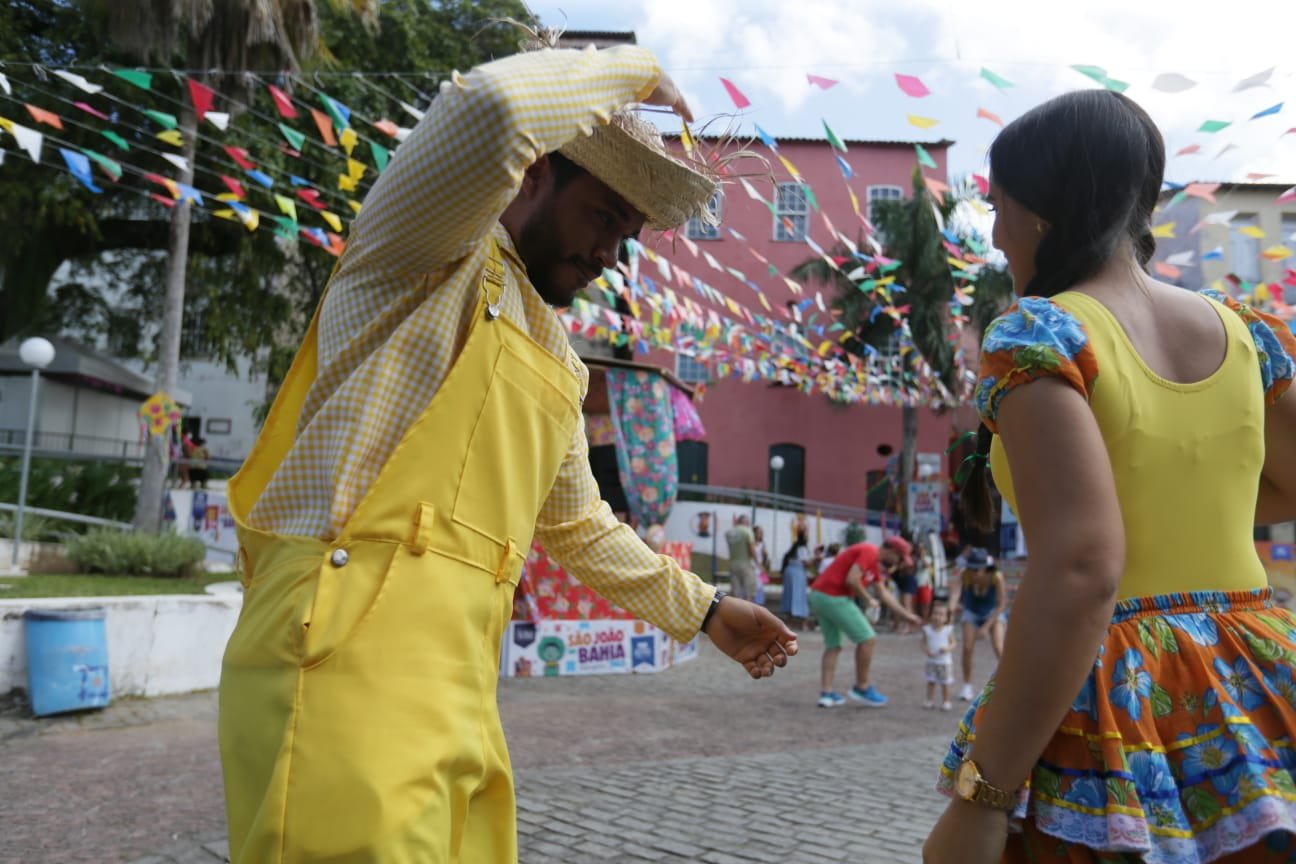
517, 204, 580, 307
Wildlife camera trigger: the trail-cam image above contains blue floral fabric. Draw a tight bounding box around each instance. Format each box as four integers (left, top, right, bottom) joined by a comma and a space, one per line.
1199, 288, 1296, 405
939, 590, 1296, 864
974, 297, 1100, 432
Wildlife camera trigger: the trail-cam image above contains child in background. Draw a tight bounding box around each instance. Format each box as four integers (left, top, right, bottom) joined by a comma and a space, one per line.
921, 597, 956, 711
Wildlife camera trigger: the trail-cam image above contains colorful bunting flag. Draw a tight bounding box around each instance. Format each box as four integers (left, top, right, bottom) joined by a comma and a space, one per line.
719, 78, 750, 110
821, 120, 847, 153
268, 84, 297, 119
310, 108, 338, 147
894, 74, 929, 98
59, 148, 101, 193
1233, 68, 1274, 92
187, 78, 215, 121
907, 115, 938, 129
52, 70, 102, 94
25, 104, 63, 130
1197, 120, 1231, 133
806, 74, 838, 90
112, 69, 152, 90
1251, 103, 1283, 120
1151, 72, 1196, 93
976, 107, 1003, 127
979, 68, 1013, 91
914, 144, 937, 169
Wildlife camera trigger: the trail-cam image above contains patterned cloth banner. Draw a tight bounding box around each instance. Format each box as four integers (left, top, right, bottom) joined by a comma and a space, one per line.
606, 368, 678, 527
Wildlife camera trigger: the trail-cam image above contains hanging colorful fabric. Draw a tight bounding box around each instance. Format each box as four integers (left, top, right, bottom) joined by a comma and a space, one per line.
138, 391, 182, 438
606, 369, 678, 527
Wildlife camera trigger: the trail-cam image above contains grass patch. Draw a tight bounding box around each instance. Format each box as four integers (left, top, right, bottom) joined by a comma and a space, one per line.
0, 572, 234, 598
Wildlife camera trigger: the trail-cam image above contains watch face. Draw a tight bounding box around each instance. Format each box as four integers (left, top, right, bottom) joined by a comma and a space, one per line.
955, 760, 978, 798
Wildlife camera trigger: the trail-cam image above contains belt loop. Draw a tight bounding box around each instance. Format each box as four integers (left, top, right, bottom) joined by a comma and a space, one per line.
411, 503, 435, 555
495, 538, 517, 584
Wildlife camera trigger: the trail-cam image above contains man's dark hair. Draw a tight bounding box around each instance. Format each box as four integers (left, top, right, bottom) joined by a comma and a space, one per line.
547, 152, 588, 189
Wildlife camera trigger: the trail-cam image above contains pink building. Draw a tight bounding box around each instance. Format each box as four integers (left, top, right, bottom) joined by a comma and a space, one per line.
616, 135, 975, 510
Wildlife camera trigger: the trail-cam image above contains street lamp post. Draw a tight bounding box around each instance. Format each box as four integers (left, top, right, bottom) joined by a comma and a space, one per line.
769, 454, 785, 558
12, 338, 55, 571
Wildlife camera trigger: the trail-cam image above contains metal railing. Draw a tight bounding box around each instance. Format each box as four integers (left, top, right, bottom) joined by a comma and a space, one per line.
677, 483, 897, 527
0, 502, 133, 531
0, 428, 244, 473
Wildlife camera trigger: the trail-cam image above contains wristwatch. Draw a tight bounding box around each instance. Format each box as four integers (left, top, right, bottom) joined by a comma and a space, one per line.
701, 589, 727, 632
954, 758, 1016, 811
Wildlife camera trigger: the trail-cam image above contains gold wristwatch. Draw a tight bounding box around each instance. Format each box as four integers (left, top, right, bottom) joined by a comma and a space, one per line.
954, 758, 1016, 811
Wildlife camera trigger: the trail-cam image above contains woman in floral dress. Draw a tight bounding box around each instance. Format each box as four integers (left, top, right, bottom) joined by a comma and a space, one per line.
923, 89, 1296, 864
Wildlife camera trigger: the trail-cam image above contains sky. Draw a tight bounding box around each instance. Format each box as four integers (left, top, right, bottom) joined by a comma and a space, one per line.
523, 0, 1296, 188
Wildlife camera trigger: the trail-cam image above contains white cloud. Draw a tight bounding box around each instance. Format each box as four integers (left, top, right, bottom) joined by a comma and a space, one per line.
528, 0, 1296, 183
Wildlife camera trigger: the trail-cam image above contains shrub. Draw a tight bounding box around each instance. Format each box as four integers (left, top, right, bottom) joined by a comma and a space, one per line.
0, 458, 139, 525
67, 531, 205, 578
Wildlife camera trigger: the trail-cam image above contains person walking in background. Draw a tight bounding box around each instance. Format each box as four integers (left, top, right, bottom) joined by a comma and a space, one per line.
924, 89, 1296, 864
725, 514, 759, 601
920, 596, 956, 711
187, 436, 210, 489
752, 524, 772, 606
780, 527, 812, 629
808, 538, 921, 707
948, 548, 1007, 702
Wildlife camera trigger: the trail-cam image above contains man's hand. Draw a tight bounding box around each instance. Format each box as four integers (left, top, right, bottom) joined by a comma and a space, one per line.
645, 71, 694, 122
703, 597, 798, 679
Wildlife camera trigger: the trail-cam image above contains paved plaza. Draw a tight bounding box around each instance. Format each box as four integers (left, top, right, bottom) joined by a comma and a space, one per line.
0, 629, 1001, 863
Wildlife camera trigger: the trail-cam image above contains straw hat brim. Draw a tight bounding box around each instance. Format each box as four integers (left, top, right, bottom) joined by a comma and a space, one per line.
559, 122, 719, 231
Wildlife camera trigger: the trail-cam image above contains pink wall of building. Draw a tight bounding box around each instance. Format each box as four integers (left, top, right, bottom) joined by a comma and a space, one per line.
631, 137, 965, 507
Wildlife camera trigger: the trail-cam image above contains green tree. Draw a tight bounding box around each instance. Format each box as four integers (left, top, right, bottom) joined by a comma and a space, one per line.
791, 168, 1013, 523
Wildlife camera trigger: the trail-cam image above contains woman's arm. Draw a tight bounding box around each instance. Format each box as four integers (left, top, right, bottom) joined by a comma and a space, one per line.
989, 571, 1009, 620
965, 377, 1125, 794
1258, 393, 1296, 525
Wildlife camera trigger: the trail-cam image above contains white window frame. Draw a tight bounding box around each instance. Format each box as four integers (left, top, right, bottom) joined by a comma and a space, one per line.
684, 190, 723, 240
867, 185, 904, 226
675, 352, 710, 384
773, 182, 808, 242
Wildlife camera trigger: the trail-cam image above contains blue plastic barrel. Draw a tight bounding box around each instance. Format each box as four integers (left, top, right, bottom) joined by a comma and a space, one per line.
23, 607, 111, 717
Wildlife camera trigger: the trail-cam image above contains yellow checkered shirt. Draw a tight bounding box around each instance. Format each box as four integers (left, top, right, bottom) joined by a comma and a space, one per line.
247, 46, 713, 643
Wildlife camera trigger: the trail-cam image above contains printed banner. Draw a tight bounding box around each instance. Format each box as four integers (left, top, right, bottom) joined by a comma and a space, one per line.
502, 618, 698, 678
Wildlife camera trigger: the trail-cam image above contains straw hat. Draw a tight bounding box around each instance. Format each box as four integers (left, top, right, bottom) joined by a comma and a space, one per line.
559, 108, 720, 231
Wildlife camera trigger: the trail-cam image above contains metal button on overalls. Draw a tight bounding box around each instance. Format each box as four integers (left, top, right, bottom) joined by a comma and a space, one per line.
329, 549, 349, 568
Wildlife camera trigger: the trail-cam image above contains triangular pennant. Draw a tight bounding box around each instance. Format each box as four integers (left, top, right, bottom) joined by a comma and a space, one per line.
1233, 68, 1274, 92
82, 148, 122, 180
806, 74, 838, 90
1174, 144, 1201, 157
980, 68, 1013, 91
246, 168, 274, 188
914, 144, 937, 169
372, 118, 400, 138
719, 78, 751, 110
268, 84, 298, 119
274, 194, 298, 222
1151, 73, 1196, 93
161, 153, 189, 173
144, 109, 177, 130
319, 93, 351, 131
221, 175, 246, 198
754, 124, 778, 150
1251, 102, 1283, 120
112, 69, 152, 90
25, 104, 63, 130
339, 126, 358, 156
907, 115, 938, 129
99, 129, 128, 151
205, 111, 229, 131
59, 148, 101, 192
368, 140, 390, 172
895, 74, 929, 98
1198, 120, 1231, 133
73, 101, 110, 121
52, 70, 103, 94
821, 119, 847, 153
186, 78, 215, 121
156, 129, 184, 147
976, 107, 1004, 127
278, 122, 307, 152
320, 210, 342, 232
223, 145, 256, 170
11, 122, 43, 161
310, 108, 337, 147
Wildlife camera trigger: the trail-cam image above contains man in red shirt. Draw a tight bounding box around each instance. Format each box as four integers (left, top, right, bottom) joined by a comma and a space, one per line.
808, 537, 921, 707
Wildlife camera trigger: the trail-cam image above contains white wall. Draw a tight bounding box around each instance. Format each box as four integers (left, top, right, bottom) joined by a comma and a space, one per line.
0, 595, 241, 697
176, 356, 266, 462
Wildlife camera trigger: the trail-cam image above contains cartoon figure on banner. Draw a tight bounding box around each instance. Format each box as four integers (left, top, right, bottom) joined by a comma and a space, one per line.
693, 511, 711, 538
513, 657, 534, 678
191, 490, 208, 531
631, 635, 655, 670
537, 637, 565, 677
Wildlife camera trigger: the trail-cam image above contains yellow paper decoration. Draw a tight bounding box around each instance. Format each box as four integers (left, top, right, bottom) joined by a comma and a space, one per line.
137, 391, 182, 438
1150, 222, 1176, 238
907, 115, 939, 129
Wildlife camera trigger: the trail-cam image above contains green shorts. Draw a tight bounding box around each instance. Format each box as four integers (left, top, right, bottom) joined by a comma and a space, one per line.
808, 590, 875, 649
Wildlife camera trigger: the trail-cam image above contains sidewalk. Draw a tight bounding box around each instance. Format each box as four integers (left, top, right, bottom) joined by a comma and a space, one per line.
1, 629, 997, 863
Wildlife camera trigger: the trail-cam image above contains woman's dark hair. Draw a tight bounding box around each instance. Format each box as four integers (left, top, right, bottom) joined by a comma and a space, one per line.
781, 528, 809, 572
961, 90, 1165, 530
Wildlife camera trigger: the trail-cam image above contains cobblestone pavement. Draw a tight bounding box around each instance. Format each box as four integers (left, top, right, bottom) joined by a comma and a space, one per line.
1, 629, 1000, 863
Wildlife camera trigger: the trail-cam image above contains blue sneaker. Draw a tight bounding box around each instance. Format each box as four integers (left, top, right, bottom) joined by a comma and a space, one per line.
848, 685, 888, 707
817, 691, 846, 708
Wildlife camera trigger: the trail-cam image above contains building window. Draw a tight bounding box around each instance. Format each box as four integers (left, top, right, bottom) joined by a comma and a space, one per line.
774, 182, 808, 241
684, 190, 723, 240
676, 352, 710, 384
206, 418, 232, 435
1230, 214, 1262, 283
867, 185, 904, 226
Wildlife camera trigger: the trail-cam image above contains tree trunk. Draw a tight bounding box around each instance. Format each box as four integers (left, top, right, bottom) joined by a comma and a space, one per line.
134, 97, 198, 532
899, 403, 918, 534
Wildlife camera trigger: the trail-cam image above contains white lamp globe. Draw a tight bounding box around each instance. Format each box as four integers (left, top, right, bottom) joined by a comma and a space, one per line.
769, 455, 785, 471
19, 337, 55, 369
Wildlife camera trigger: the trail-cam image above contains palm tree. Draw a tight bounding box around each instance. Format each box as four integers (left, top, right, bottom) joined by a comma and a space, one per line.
791, 167, 1013, 525
80, 0, 376, 531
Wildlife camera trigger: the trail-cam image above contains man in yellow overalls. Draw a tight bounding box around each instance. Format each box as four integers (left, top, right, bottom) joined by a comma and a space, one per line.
218, 40, 799, 863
